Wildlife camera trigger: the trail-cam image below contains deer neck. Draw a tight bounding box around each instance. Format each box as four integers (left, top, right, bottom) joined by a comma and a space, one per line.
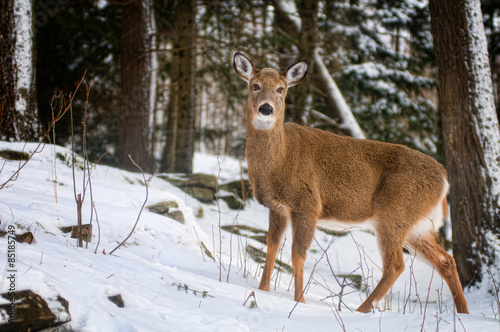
245, 115, 287, 171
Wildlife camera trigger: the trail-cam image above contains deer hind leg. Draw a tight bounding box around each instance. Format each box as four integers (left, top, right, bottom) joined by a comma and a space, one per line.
357, 219, 406, 313
407, 232, 469, 314
259, 209, 288, 292
290, 212, 317, 303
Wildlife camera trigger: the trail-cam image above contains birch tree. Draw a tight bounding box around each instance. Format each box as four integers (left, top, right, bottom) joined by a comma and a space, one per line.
429, 0, 500, 286
0, 0, 37, 141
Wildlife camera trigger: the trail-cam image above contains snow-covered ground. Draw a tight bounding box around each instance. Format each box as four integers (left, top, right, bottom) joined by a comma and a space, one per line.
0, 141, 498, 331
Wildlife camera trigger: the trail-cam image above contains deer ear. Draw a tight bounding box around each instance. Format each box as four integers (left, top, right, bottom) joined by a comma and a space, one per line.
285, 61, 308, 87
233, 52, 256, 82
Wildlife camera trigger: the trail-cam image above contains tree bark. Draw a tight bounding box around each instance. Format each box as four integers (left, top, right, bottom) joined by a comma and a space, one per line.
292, 0, 319, 125
119, 0, 155, 172
161, 63, 178, 173
161, 0, 196, 174
0, 0, 37, 141
429, 0, 500, 286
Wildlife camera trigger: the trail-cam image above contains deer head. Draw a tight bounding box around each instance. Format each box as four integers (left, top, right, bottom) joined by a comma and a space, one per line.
233, 52, 308, 130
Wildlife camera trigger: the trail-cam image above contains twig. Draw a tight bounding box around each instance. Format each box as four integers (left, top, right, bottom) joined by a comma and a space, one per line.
243, 291, 257, 308
288, 236, 335, 318
109, 155, 156, 255
317, 272, 347, 331
226, 188, 247, 283
421, 268, 435, 331
193, 226, 205, 261
216, 142, 223, 282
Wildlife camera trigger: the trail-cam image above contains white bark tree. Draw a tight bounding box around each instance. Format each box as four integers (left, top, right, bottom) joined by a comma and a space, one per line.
0, 0, 37, 141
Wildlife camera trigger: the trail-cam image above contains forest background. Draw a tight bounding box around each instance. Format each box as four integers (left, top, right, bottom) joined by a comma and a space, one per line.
2, 0, 497, 170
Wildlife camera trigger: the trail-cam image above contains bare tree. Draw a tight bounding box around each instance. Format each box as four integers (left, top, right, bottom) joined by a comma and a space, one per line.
430, 0, 500, 286
161, 0, 196, 174
292, 0, 319, 125
119, 0, 156, 172
0, 0, 37, 141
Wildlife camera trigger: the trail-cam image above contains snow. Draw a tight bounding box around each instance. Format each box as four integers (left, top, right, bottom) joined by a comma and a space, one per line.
279, 0, 300, 31
0, 141, 499, 331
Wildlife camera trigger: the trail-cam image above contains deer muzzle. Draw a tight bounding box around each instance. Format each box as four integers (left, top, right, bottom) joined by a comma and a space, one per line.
258, 103, 274, 116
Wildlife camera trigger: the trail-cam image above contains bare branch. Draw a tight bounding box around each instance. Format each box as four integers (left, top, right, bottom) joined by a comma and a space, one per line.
109, 155, 157, 255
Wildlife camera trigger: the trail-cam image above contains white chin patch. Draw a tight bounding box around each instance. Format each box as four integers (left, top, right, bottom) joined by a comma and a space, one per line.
252, 116, 275, 130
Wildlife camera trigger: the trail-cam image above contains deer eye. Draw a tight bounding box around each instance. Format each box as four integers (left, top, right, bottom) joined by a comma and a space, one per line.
277, 87, 284, 94
253, 84, 260, 91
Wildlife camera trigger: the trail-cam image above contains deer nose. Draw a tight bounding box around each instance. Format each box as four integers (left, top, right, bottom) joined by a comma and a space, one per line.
259, 103, 274, 116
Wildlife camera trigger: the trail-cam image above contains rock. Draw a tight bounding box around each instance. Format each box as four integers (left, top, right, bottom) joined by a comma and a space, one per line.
108, 294, 124, 308
148, 201, 185, 224
15, 232, 35, 244
0, 230, 35, 244
166, 211, 184, 224
245, 244, 266, 264
195, 207, 204, 219
221, 225, 267, 244
185, 186, 214, 204
0, 150, 30, 161
245, 245, 293, 274
0, 290, 70, 332
220, 179, 253, 200
220, 194, 243, 210
161, 173, 217, 190
160, 173, 217, 203
59, 224, 92, 243
147, 201, 179, 215
336, 274, 365, 291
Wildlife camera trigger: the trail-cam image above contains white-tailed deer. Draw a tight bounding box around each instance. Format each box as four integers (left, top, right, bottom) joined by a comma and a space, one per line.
233, 52, 469, 314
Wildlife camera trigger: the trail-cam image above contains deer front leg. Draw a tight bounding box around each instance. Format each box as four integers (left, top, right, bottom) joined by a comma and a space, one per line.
291, 212, 317, 303
259, 209, 287, 292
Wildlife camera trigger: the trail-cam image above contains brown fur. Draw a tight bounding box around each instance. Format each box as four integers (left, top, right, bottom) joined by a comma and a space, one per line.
233, 52, 468, 313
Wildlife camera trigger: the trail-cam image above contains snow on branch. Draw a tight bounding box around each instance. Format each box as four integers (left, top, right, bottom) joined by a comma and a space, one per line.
314, 50, 365, 139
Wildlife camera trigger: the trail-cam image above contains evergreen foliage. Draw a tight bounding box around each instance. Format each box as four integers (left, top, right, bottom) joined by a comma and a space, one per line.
35, 0, 121, 164
319, 0, 438, 155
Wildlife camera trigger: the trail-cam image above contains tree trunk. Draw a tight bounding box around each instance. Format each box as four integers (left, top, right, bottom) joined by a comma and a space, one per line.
161, 66, 178, 173
0, 0, 37, 141
161, 0, 196, 174
429, 0, 500, 286
119, 0, 155, 172
292, 0, 319, 125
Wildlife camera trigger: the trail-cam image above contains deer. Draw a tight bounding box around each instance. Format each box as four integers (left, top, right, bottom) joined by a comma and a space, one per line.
232, 52, 469, 314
